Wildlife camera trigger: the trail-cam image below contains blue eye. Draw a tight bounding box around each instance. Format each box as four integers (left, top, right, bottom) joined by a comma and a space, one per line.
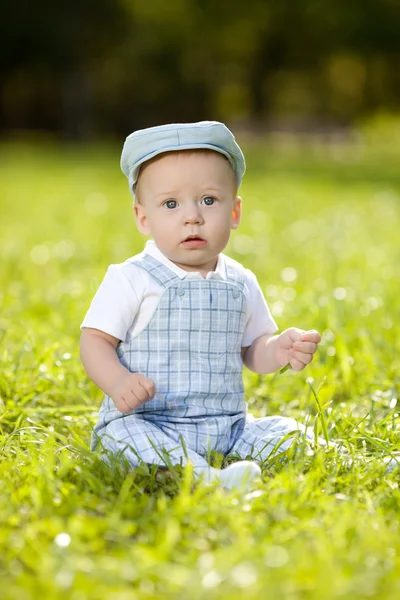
202, 196, 215, 206
165, 200, 177, 209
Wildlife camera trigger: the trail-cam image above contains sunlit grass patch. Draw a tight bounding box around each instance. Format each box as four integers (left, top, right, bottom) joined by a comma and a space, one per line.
1, 137, 399, 599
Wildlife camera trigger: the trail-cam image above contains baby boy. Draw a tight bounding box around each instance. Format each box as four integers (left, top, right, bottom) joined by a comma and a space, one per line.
80, 121, 321, 490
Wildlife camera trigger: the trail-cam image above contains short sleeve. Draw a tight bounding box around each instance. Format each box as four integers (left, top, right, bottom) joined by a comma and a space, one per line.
80, 265, 142, 341
242, 269, 278, 347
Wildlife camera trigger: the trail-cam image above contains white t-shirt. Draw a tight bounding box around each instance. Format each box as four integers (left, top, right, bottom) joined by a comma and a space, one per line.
81, 240, 278, 347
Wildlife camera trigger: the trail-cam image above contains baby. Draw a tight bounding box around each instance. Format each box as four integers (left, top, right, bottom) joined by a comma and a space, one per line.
80, 121, 321, 490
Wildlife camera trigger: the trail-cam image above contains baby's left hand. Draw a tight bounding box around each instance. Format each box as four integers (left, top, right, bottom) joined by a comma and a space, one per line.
275, 328, 322, 372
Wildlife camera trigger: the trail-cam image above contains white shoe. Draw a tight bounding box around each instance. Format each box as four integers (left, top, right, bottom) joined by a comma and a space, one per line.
219, 461, 262, 490
196, 461, 261, 491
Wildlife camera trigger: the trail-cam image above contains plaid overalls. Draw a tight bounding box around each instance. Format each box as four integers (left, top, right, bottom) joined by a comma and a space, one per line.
92, 255, 306, 468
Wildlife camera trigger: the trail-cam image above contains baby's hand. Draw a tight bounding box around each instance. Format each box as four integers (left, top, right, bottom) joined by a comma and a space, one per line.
275, 328, 321, 372
110, 372, 156, 413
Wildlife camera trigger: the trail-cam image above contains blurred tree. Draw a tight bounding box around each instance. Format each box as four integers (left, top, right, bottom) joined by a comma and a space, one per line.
1, 0, 399, 136
0, 0, 130, 137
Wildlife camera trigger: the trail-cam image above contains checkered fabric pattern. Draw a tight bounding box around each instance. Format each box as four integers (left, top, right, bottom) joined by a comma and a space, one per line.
91, 255, 313, 468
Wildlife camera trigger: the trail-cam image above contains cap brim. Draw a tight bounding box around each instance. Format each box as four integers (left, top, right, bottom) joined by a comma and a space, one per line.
128, 143, 240, 192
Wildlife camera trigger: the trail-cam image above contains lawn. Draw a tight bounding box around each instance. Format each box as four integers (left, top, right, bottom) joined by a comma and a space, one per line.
1, 125, 400, 599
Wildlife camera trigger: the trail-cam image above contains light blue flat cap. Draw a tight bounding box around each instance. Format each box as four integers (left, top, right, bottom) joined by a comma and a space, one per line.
120, 121, 246, 196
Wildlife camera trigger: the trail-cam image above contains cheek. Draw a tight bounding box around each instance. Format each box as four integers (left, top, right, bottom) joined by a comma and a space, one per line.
149, 213, 177, 236
155, 214, 174, 229
211, 218, 231, 243
216, 206, 235, 228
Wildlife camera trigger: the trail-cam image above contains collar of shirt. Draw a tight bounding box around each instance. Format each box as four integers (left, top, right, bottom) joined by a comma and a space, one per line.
144, 240, 225, 280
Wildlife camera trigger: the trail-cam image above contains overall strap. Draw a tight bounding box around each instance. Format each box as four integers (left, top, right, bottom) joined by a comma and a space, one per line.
223, 256, 246, 291
133, 254, 182, 288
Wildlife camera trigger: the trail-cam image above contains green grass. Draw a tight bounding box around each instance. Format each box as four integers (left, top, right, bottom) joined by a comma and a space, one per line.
1, 129, 400, 599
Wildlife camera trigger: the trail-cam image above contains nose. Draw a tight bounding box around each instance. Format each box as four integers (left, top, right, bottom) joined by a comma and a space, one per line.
183, 204, 204, 225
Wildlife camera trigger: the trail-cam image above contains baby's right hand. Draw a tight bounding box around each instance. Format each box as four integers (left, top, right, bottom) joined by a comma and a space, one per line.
110, 372, 156, 413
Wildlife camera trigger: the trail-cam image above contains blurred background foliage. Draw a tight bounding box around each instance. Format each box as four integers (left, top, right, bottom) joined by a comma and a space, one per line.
1, 0, 400, 139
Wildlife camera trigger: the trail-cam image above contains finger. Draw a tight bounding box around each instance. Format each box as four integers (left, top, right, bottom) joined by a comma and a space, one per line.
289, 349, 313, 366
289, 357, 305, 371
280, 328, 306, 348
301, 330, 321, 343
138, 377, 156, 400
136, 380, 156, 403
138, 374, 155, 390
130, 386, 149, 405
292, 341, 317, 354
120, 395, 134, 412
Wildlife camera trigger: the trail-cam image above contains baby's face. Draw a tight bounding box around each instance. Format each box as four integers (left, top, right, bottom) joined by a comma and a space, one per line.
134, 150, 241, 273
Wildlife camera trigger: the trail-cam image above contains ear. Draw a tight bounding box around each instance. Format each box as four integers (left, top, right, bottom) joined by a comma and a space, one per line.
134, 203, 151, 235
231, 196, 242, 230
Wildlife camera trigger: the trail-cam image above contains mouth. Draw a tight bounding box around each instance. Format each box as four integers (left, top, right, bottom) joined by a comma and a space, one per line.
181, 235, 207, 248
